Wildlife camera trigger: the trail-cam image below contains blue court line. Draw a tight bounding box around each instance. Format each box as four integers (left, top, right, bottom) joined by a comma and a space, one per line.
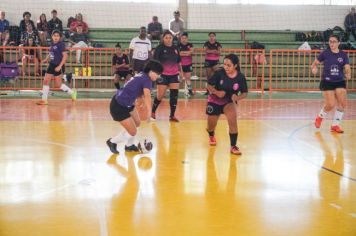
287, 123, 356, 182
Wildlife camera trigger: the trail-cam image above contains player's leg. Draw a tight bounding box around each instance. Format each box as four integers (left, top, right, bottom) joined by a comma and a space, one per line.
184, 71, 193, 96
168, 81, 180, 122
37, 69, 54, 105
315, 82, 336, 128
151, 82, 168, 120
107, 99, 138, 154
124, 108, 142, 152
331, 87, 347, 133
224, 103, 241, 155
113, 73, 121, 89
54, 73, 76, 101
206, 102, 221, 146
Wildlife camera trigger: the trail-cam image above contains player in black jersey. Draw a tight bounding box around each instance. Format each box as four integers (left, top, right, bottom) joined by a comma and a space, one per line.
151, 30, 183, 122
112, 43, 132, 89
206, 54, 248, 155
179, 32, 194, 96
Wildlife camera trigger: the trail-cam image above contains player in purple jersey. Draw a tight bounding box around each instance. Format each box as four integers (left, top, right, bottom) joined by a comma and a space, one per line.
106, 60, 163, 154
36, 30, 77, 105
206, 54, 248, 155
311, 35, 351, 133
112, 43, 132, 89
151, 30, 183, 122
179, 32, 194, 96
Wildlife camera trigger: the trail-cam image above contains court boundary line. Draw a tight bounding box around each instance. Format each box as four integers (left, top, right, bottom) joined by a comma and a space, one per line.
261, 121, 356, 182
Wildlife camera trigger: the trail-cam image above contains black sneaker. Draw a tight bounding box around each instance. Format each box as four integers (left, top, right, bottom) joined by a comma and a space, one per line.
106, 139, 119, 154
125, 144, 140, 152
188, 90, 194, 96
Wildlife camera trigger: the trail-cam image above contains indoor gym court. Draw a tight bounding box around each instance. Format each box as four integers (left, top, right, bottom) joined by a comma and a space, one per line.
0, 95, 355, 235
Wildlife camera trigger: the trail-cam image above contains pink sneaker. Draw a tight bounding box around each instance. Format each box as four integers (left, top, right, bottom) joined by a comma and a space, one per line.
315, 116, 323, 128
230, 146, 242, 155
209, 136, 217, 146
331, 125, 344, 133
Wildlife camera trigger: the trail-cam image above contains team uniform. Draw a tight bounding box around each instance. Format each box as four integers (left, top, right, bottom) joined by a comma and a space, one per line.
179, 42, 193, 72
154, 44, 181, 85
206, 69, 248, 116
47, 41, 66, 76
203, 41, 222, 68
110, 72, 152, 122
129, 37, 151, 73
37, 39, 76, 105
317, 49, 349, 91
112, 53, 132, 80
314, 48, 350, 133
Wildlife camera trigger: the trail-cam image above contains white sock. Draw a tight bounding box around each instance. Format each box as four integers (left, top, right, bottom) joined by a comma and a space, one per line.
111, 130, 133, 144
332, 110, 344, 126
126, 135, 136, 146
41, 85, 49, 101
318, 108, 327, 118
60, 83, 73, 95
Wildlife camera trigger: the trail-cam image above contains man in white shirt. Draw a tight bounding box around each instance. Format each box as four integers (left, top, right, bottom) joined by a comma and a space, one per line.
129, 26, 152, 74
168, 10, 184, 45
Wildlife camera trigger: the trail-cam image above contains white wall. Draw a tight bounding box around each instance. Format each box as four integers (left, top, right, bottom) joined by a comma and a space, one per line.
188, 4, 349, 31
0, 1, 351, 31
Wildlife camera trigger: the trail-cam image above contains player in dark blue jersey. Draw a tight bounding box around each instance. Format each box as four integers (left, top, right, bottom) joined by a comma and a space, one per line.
106, 60, 163, 154
37, 30, 76, 105
311, 34, 351, 133
206, 54, 248, 155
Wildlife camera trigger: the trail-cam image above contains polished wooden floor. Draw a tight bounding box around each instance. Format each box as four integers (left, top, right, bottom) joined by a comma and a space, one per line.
0, 98, 356, 236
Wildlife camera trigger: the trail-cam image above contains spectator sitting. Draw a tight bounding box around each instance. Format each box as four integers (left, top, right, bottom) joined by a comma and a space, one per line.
48, 9, 63, 36
37, 13, 49, 46
0, 10, 10, 46
20, 23, 39, 45
112, 43, 132, 89
19, 11, 36, 34
68, 25, 90, 64
147, 16, 163, 40
69, 13, 89, 34
344, 7, 356, 41
21, 37, 40, 76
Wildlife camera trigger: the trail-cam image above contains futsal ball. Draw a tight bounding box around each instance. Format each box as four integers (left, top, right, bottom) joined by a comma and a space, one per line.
138, 139, 153, 154
138, 156, 153, 170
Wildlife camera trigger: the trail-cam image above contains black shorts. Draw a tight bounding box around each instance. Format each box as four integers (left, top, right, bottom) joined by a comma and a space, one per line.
110, 96, 135, 122
205, 60, 219, 68
319, 80, 346, 91
115, 70, 133, 80
206, 102, 229, 116
156, 74, 179, 85
182, 64, 192, 73
46, 63, 65, 76
132, 59, 148, 73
